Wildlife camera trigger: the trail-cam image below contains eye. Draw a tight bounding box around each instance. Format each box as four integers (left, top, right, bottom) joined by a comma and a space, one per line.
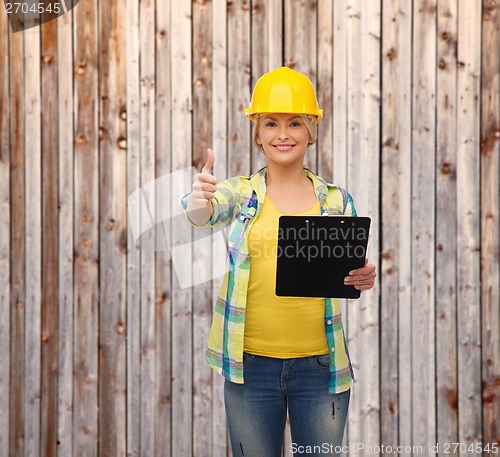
290, 121, 302, 127
264, 121, 277, 127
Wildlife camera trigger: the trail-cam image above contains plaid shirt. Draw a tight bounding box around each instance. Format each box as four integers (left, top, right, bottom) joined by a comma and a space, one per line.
181, 167, 357, 394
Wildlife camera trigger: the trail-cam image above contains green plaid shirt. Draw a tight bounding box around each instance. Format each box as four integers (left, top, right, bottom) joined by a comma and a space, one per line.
181, 167, 357, 394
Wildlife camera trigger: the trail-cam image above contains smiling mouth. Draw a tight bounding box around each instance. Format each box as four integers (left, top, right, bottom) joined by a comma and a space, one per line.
273, 144, 295, 151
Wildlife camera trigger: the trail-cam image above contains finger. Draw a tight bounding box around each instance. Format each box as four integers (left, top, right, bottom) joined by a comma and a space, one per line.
201, 148, 215, 174
197, 173, 217, 185
348, 263, 376, 276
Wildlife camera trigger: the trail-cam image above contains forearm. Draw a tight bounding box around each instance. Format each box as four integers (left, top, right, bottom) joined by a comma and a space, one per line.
185, 199, 214, 226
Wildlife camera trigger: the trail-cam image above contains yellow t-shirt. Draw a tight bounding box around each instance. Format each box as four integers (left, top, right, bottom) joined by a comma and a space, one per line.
244, 193, 329, 358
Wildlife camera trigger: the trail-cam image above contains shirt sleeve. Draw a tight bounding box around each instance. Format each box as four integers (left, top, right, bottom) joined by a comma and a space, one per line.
343, 191, 357, 217
181, 177, 238, 228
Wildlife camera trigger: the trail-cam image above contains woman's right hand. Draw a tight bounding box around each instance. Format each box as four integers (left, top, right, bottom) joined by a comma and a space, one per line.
186, 148, 216, 225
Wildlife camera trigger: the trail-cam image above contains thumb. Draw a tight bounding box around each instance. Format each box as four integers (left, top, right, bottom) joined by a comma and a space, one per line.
201, 148, 215, 174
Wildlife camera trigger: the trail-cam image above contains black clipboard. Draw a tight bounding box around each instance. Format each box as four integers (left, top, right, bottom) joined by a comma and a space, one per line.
275, 216, 371, 299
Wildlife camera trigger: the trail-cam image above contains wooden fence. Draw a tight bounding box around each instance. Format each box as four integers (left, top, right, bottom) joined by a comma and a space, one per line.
0, 0, 499, 456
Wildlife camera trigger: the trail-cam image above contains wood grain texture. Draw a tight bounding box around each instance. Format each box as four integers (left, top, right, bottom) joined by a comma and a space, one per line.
155, 0, 172, 455
98, 0, 127, 454
40, 17, 59, 457
0, 6, 11, 457
345, 0, 381, 450
24, 22, 42, 456
125, 0, 141, 454
435, 0, 459, 454
170, 1, 193, 456
139, 0, 156, 455
73, 0, 99, 453
411, 0, 437, 451
481, 0, 500, 445
193, 1, 214, 455
9, 23, 25, 457
57, 9, 75, 457
380, 0, 413, 452
456, 0, 482, 446
0, 2, 497, 456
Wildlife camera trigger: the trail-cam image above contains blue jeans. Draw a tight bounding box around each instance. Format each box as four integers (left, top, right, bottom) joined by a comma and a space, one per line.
224, 353, 350, 457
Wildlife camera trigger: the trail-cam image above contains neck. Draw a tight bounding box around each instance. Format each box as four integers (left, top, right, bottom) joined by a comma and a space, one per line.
265, 161, 308, 188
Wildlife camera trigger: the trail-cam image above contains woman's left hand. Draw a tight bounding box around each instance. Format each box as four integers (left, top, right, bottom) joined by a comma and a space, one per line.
344, 258, 377, 291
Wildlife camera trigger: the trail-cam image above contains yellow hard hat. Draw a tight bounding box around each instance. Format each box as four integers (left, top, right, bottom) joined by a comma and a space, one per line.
245, 67, 323, 123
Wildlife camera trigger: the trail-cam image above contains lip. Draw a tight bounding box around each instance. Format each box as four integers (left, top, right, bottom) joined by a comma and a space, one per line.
273, 144, 295, 151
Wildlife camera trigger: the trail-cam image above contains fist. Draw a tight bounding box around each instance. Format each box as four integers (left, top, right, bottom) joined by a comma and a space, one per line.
188, 148, 217, 209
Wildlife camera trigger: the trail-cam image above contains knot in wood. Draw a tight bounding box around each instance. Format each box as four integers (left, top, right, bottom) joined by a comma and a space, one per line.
387, 48, 396, 60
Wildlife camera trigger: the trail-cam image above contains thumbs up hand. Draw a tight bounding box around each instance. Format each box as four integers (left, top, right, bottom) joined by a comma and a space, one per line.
186, 148, 217, 225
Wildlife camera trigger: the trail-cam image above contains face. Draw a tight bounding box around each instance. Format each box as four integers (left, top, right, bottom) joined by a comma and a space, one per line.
256, 113, 311, 166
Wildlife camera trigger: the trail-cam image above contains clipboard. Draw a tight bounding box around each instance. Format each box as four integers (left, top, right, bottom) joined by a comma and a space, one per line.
275, 215, 371, 299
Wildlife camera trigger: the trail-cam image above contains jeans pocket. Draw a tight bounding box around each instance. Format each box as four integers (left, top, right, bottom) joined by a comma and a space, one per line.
315, 354, 331, 370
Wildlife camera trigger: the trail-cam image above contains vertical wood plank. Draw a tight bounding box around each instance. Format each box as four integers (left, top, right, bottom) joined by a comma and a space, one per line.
171, 1, 193, 456
317, 1, 333, 182
9, 24, 25, 456
193, 1, 214, 455
380, 0, 413, 451
57, 8, 75, 457
40, 17, 59, 457
435, 0, 458, 453
456, 0, 482, 445
139, 0, 156, 454
332, 0, 348, 189
73, 0, 99, 452
346, 0, 381, 450
0, 7, 11, 457
227, 0, 251, 176
481, 0, 500, 445
24, 23, 42, 457
211, 1, 229, 455
411, 0, 437, 450
99, 0, 128, 454
284, 0, 317, 171
155, 0, 172, 455
251, 0, 283, 172
126, 0, 141, 452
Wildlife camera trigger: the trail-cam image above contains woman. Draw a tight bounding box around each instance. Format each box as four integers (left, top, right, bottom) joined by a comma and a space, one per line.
182, 67, 376, 456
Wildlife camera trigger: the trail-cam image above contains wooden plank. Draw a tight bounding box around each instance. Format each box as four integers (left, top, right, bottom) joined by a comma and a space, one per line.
73, 0, 99, 452
193, 1, 213, 456
332, 0, 348, 189
481, 0, 500, 445
139, 0, 156, 454
317, 1, 333, 181
250, 0, 283, 172
380, 0, 413, 451
170, 1, 193, 456
56, 8, 75, 457
9, 24, 25, 457
98, 0, 127, 454
346, 0, 381, 450
456, 0, 482, 446
284, 0, 317, 171
125, 0, 141, 453
411, 0, 437, 450
40, 16, 59, 457
0, 6, 11, 456
155, 0, 172, 455
211, 1, 229, 455
24, 23, 42, 457
435, 0, 459, 452
227, 0, 251, 176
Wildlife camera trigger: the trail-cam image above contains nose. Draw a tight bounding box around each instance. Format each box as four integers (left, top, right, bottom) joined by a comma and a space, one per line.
278, 125, 289, 141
